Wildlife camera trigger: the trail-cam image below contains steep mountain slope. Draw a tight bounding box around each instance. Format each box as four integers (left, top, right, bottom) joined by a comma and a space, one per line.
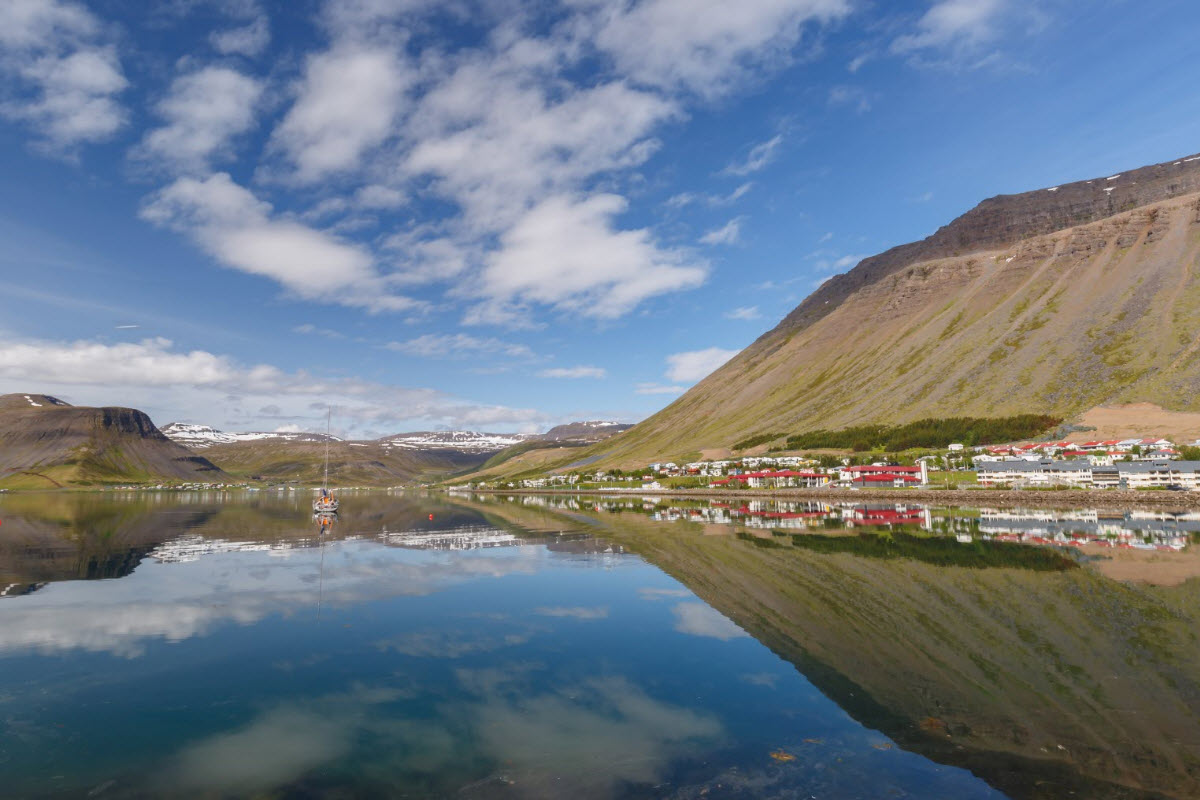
0, 394, 226, 488
595, 152, 1200, 464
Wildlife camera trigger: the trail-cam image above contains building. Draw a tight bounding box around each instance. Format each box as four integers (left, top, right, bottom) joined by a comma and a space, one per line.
710, 470, 831, 489
838, 463, 929, 487
978, 459, 1200, 490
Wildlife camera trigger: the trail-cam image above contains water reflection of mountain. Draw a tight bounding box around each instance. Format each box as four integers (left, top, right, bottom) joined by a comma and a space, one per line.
0, 492, 613, 593
464, 494, 1200, 800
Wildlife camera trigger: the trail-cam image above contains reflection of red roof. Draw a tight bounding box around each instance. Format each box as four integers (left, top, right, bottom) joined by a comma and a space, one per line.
843, 465, 921, 474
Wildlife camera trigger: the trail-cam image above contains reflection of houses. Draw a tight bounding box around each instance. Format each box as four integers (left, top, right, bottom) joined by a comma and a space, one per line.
978, 460, 1200, 489
844, 505, 932, 529
976, 509, 1194, 550
709, 470, 831, 489
839, 464, 928, 487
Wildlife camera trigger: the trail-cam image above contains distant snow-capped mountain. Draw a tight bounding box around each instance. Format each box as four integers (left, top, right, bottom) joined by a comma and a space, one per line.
378, 431, 536, 452
161, 422, 340, 449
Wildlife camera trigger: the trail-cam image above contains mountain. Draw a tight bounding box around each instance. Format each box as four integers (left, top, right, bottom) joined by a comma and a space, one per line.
539, 421, 633, 441
160, 422, 339, 448
378, 430, 535, 452
195, 438, 487, 486
590, 152, 1200, 465
0, 394, 227, 488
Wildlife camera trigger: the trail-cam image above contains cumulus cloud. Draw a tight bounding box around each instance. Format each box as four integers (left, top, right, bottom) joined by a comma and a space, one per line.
664, 347, 739, 383
137, 66, 263, 172
0, 335, 549, 435
386, 333, 534, 359
700, 218, 742, 246
593, 0, 851, 97
0, 0, 127, 151
271, 45, 412, 182
892, 0, 1007, 56
538, 366, 607, 379
140, 172, 415, 313
210, 14, 270, 57
469, 194, 707, 324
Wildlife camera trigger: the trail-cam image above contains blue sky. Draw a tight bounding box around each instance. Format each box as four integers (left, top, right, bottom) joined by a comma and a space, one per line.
1, 0, 1199, 436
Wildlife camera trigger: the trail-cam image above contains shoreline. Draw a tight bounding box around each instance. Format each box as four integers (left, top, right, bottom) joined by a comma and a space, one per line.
457, 486, 1200, 511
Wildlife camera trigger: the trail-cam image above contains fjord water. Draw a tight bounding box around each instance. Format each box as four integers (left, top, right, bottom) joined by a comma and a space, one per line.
1, 494, 1198, 799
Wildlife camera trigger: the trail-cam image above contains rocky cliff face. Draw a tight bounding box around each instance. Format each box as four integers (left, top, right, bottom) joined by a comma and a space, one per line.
776, 152, 1200, 337
0, 394, 226, 487
593, 152, 1200, 464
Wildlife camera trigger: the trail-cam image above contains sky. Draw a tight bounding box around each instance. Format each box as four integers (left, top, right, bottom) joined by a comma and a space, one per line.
1, 0, 1199, 437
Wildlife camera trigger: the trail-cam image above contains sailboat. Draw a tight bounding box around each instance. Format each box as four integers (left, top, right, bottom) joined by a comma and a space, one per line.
313, 407, 339, 515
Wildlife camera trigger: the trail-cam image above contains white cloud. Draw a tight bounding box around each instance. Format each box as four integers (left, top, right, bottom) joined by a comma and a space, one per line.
699, 218, 742, 246
723, 134, 783, 176
828, 84, 872, 113
0, 0, 127, 151
533, 606, 609, 619
892, 0, 1007, 56
0, 335, 550, 435
539, 366, 608, 379
593, 0, 851, 97
667, 182, 753, 209
723, 306, 760, 320
664, 347, 739, 383
635, 383, 687, 395
469, 194, 707, 324
386, 333, 534, 359
671, 602, 749, 640
210, 15, 270, 57
271, 45, 412, 182
405, 65, 677, 232
140, 172, 415, 313
137, 66, 264, 172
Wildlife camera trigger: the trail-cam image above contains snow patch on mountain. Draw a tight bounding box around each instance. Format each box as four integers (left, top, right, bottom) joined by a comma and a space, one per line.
162, 422, 340, 448
379, 431, 535, 452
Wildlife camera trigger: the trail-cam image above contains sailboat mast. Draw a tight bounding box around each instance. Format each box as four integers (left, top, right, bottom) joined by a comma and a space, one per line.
324, 406, 331, 489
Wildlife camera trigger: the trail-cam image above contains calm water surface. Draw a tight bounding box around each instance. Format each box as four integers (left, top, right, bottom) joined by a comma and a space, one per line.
1, 491, 1198, 799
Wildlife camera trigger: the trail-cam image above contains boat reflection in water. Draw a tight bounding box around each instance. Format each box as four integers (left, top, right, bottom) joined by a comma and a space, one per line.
1, 490, 1198, 799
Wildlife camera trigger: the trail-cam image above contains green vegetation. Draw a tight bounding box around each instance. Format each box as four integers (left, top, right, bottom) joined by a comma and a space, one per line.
781, 414, 1061, 452
781, 531, 1078, 571
732, 432, 784, 450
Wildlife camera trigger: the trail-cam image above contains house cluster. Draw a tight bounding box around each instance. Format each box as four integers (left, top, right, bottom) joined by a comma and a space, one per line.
977, 459, 1200, 490
976, 437, 1179, 464
709, 463, 930, 489
649, 456, 813, 478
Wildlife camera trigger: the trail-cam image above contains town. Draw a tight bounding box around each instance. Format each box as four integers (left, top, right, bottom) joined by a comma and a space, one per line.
472, 435, 1200, 492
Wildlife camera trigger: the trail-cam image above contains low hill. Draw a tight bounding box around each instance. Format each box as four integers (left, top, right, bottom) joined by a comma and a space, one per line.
0, 394, 227, 488
198, 438, 486, 486
585, 151, 1200, 466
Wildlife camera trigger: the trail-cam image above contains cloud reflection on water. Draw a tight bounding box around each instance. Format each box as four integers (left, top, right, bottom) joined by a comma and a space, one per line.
0, 540, 541, 657
157, 670, 723, 798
